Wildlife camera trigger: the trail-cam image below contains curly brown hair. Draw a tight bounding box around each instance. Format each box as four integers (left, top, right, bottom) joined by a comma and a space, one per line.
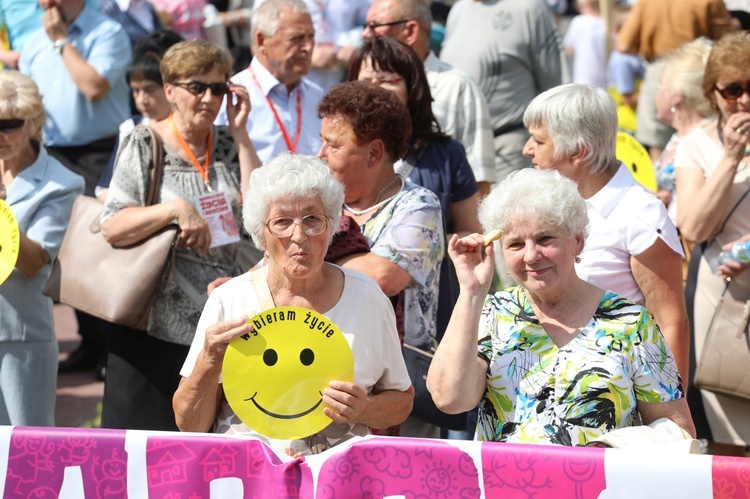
702, 31, 750, 108
318, 80, 412, 161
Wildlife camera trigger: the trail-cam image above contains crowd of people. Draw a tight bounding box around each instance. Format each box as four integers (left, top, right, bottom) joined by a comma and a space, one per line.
1, 0, 749, 459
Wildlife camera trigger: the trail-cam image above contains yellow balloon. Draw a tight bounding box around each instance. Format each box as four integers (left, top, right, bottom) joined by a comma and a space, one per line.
0, 199, 19, 285
222, 306, 355, 440
615, 131, 657, 193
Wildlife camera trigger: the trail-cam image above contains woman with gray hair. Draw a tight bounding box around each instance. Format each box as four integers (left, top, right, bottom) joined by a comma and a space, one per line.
0, 71, 84, 425
174, 153, 413, 456
521, 83, 690, 387
427, 168, 694, 445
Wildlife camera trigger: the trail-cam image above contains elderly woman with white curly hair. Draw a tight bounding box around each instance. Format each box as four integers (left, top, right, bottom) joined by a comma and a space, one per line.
427, 168, 694, 445
520, 83, 691, 388
174, 153, 413, 455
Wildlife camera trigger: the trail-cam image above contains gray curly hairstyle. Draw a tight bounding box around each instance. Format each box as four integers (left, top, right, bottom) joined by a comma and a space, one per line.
242, 153, 345, 250
478, 168, 589, 242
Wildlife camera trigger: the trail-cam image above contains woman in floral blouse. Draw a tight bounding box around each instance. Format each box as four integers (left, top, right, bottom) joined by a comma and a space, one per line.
427, 168, 694, 445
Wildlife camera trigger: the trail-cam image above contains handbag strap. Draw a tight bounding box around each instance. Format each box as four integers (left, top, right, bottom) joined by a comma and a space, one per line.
139, 125, 165, 207
707, 182, 750, 247
251, 266, 275, 311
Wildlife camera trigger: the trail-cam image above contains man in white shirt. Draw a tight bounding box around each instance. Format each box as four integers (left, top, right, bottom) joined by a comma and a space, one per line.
215, 0, 323, 163
364, 0, 496, 195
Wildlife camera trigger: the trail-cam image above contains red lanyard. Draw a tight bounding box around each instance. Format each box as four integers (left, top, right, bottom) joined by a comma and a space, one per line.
169, 113, 213, 191
249, 66, 302, 153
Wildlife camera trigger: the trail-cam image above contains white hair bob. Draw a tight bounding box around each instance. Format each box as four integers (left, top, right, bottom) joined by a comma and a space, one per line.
523, 83, 619, 174
478, 168, 589, 241
242, 153, 345, 250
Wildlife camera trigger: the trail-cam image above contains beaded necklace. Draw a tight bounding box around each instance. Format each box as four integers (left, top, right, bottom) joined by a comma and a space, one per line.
343, 176, 404, 216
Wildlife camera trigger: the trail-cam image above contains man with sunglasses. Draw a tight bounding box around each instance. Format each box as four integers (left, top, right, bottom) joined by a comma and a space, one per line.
19, 0, 131, 377
616, 0, 733, 162
363, 0, 496, 198
215, 0, 323, 164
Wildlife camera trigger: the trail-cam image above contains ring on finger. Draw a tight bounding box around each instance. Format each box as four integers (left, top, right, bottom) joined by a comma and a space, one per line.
737, 127, 745, 134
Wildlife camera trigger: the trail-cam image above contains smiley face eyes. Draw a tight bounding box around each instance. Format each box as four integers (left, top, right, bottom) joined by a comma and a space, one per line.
262, 348, 315, 367
263, 349, 278, 366
300, 348, 314, 366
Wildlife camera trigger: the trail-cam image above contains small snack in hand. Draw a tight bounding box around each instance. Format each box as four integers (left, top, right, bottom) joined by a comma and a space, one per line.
483, 229, 503, 246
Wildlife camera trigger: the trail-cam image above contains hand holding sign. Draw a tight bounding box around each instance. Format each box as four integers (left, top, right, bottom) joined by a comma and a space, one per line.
222, 306, 355, 440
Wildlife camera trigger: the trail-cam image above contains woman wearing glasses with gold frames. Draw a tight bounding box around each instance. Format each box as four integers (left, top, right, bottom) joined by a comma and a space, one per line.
174, 153, 413, 456
674, 30, 750, 451
99, 39, 262, 431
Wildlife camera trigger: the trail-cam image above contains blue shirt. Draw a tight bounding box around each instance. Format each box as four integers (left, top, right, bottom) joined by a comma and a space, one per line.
0, 0, 98, 50
215, 57, 324, 164
607, 50, 645, 96
398, 138, 478, 342
0, 146, 84, 342
19, 5, 131, 146
401, 138, 478, 233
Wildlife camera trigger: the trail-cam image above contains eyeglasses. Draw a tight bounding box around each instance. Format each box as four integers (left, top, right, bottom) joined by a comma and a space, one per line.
0, 119, 25, 133
365, 76, 404, 87
172, 81, 229, 97
265, 214, 329, 238
363, 19, 410, 31
714, 83, 750, 102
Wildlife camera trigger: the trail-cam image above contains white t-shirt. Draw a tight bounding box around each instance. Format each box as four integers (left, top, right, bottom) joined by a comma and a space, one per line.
563, 13, 608, 89
577, 164, 684, 303
180, 265, 411, 454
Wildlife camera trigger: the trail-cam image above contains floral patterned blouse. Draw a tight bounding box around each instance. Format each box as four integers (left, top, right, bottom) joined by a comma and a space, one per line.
477, 287, 684, 446
359, 178, 444, 350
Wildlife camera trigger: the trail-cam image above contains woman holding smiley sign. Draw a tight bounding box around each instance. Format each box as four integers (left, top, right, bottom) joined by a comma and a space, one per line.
174, 154, 414, 456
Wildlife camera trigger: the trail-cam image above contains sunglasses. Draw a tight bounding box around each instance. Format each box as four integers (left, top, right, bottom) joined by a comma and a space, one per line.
714, 83, 750, 102
363, 19, 409, 31
0, 119, 25, 133
172, 81, 229, 97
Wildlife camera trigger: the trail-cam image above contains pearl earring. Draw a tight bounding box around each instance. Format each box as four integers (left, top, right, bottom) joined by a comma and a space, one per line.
575, 256, 581, 264
670, 105, 676, 114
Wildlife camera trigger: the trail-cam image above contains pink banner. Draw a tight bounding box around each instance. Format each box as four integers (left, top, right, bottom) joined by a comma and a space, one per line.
0, 426, 747, 498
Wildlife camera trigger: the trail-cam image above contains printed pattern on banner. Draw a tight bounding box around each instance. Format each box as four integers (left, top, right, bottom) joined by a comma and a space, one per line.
0, 427, 748, 497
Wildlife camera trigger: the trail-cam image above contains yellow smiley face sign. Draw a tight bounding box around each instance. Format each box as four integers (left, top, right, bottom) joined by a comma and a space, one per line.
222, 306, 354, 440
616, 131, 658, 193
0, 199, 20, 286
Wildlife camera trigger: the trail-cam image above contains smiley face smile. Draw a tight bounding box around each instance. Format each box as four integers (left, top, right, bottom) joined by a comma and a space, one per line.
245, 391, 324, 420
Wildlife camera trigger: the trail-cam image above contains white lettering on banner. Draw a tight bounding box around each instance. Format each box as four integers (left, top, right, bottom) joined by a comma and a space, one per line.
210, 477, 244, 498
600, 448, 713, 498
58, 466, 85, 498
125, 430, 149, 497
0, 426, 12, 495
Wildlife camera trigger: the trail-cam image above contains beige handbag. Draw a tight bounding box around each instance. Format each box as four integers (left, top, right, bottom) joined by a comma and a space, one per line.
43, 126, 179, 330
693, 281, 750, 400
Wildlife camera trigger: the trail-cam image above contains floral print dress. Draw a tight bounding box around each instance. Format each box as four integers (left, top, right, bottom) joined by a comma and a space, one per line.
477, 287, 684, 446
359, 179, 444, 350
